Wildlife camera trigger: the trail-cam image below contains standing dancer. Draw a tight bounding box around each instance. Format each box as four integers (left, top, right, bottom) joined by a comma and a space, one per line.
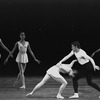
5, 32, 40, 89
26, 59, 77, 99
57, 41, 100, 98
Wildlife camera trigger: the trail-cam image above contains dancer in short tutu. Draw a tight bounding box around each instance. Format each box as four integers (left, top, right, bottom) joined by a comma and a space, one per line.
5, 32, 40, 89
26, 59, 77, 99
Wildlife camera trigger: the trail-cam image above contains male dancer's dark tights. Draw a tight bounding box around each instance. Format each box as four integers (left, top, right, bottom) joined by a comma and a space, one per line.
73, 62, 100, 93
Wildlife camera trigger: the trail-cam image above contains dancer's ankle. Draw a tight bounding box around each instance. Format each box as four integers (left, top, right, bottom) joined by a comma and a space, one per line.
74, 93, 79, 96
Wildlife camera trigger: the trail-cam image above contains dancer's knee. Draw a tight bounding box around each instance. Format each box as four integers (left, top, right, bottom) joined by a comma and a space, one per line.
63, 81, 68, 86
20, 69, 24, 74
22, 69, 24, 74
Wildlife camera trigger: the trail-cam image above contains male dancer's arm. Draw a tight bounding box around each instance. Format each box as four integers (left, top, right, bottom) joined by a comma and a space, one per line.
83, 53, 100, 71
57, 51, 73, 66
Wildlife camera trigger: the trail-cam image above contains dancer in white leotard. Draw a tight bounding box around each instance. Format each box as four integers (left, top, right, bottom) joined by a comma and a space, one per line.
26, 60, 77, 99
16, 41, 29, 63
5, 32, 40, 89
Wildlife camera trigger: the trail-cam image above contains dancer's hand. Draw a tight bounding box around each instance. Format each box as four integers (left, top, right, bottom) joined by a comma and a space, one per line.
35, 59, 40, 64
94, 65, 100, 71
26, 92, 33, 97
69, 70, 74, 77
69, 70, 78, 77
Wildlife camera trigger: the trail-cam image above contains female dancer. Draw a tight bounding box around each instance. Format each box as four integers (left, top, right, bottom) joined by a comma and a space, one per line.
5, 32, 40, 89
26, 59, 77, 99
57, 41, 100, 98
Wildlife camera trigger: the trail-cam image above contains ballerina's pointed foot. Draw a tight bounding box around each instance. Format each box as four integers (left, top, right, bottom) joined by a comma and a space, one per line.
26, 92, 33, 97
56, 94, 64, 99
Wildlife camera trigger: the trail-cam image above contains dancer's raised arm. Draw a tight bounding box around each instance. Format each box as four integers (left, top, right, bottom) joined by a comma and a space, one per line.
91, 48, 100, 57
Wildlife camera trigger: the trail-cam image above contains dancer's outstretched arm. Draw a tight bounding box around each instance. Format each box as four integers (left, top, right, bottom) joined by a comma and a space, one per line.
0, 39, 11, 53
91, 48, 100, 57
57, 51, 73, 66
83, 53, 100, 71
28, 43, 40, 64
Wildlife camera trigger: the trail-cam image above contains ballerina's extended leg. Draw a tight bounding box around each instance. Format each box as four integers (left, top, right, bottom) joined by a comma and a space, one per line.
26, 74, 50, 96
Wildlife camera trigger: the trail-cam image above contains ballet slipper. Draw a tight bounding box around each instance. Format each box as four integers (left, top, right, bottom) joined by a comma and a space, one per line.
26, 92, 33, 97
56, 94, 64, 99
20, 85, 26, 89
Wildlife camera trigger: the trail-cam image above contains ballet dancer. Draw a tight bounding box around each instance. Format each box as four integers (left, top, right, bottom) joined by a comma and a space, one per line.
57, 41, 100, 99
26, 59, 77, 99
4, 32, 40, 89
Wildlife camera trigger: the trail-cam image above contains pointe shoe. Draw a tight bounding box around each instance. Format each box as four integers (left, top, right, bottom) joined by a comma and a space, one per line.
69, 94, 79, 99
20, 85, 26, 89
56, 94, 64, 99
26, 92, 33, 97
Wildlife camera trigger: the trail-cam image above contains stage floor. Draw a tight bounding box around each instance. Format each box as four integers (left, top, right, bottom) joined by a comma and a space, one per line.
0, 77, 100, 100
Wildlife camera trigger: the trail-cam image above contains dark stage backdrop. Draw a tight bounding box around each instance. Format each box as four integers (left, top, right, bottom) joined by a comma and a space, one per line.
0, 0, 100, 76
